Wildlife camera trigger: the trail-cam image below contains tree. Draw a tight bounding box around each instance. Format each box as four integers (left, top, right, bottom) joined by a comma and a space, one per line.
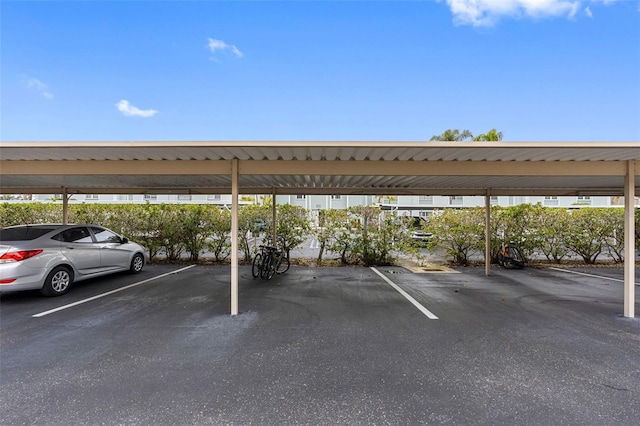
497, 203, 544, 262
563, 208, 613, 264
314, 209, 349, 265
427, 208, 485, 265
207, 208, 232, 262
69, 203, 110, 225
0, 202, 61, 227
134, 203, 165, 262
430, 129, 473, 141
180, 205, 217, 262
327, 213, 360, 265
536, 207, 571, 263
602, 208, 625, 263
473, 128, 503, 141
158, 205, 186, 261
238, 204, 271, 261
486, 205, 503, 262
346, 206, 411, 266
265, 204, 311, 259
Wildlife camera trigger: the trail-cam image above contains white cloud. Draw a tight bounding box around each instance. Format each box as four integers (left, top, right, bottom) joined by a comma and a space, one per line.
443, 0, 618, 26
26, 78, 53, 99
207, 38, 243, 59
116, 100, 158, 118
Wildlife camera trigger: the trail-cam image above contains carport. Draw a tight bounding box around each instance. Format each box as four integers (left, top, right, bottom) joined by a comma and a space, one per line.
0, 141, 638, 317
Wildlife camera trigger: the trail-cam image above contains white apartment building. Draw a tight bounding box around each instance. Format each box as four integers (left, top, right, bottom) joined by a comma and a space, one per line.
9, 193, 236, 205
278, 194, 616, 218
5, 193, 618, 214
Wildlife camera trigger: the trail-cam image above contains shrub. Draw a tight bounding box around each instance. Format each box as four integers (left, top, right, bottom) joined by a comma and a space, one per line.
496, 203, 544, 262
269, 204, 311, 258
563, 208, 613, 264
207, 208, 231, 262
602, 208, 625, 263
238, 204, 271, 261
536, 207, 571, 263
345, 206, 417, 266
428, 208, 485, 265
314, 209, 342, 265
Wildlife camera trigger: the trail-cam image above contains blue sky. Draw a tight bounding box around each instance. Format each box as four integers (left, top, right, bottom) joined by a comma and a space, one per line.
2, 0, 639, 142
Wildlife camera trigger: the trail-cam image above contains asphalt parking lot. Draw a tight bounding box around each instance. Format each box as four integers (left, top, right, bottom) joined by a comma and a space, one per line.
1, 264, 639, 425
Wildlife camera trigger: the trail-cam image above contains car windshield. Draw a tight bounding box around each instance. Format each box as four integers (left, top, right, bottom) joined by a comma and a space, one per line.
0, 226, 57, 241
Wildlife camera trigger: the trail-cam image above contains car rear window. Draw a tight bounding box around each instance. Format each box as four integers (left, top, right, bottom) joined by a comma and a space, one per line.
0, 226, 57, 241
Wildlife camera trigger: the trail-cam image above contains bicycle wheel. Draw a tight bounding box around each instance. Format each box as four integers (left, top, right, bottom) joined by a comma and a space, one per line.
266, 262, 276, 280
251, 253, 263, 278
260, 254, 272, 280
275, 255, 290, 274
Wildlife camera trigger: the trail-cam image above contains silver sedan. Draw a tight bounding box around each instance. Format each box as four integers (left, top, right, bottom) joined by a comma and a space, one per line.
0, 224, 145, 296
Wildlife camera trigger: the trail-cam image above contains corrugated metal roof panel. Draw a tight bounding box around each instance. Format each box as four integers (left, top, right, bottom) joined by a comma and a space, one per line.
2, 141, 639, 162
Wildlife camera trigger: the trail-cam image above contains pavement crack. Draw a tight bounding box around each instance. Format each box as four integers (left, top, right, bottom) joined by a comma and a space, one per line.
601, 383, 629, 391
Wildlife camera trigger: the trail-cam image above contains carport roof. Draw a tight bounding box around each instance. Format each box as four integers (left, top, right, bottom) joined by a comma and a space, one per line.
1, 141, 638, 196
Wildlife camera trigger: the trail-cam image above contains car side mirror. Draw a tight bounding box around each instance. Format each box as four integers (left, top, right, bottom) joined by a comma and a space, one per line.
121, 237, 129, 244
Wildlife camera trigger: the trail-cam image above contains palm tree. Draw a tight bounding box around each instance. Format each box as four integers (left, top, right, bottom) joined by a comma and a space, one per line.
430, 129, 473, 141
473, 128, 503, 141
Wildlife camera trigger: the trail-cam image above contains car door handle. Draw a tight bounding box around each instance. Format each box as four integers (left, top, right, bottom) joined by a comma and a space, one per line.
66, 246, 75, 249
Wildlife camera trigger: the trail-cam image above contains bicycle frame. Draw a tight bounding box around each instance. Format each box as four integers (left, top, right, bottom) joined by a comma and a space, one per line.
252, 244, 289, 281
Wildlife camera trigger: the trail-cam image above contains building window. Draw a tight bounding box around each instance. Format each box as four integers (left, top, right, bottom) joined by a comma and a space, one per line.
296, 195, 306, 199
207, 195, 222, 201
331, 195, 341, 200
419, 195, 433, 204
144, 194, 158, 201
544, 196, 558, 206
449, 196, 463, 206
576, 196, 591, 205
177, 194, 192, 201
116, 194, 134, 201
490, 196, 499, 205
85, 194, 99, 201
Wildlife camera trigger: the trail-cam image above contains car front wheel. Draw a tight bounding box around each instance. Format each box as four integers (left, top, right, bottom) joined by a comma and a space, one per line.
41, 266, 73, 297
130, 253, 144, 273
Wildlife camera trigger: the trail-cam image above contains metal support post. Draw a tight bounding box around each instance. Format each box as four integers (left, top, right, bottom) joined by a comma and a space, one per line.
62, 187, 69, 225
624, 161, 635, 318
485, 191, 491, 276
231, 159, 239, 316
272, 187, 277, 246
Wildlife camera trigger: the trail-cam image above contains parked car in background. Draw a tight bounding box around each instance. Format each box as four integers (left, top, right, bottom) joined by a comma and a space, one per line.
0, 224, 145, 296
410, 230, 433, 246
408, 216, 433, 246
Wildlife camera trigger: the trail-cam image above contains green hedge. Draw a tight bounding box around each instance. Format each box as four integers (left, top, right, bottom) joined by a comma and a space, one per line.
1, 202, 638, 265
427, 205, 640, 265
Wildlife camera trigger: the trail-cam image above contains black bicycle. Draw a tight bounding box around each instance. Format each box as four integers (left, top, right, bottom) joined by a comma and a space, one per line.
252, 244, 290, 281
269, 235, 290, 275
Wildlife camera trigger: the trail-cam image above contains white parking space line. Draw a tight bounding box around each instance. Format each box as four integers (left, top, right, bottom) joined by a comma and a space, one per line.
309, 238, 320, 249
370, 267, 439, 320
549, 267, 625, 283
32, 265, 197, 318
